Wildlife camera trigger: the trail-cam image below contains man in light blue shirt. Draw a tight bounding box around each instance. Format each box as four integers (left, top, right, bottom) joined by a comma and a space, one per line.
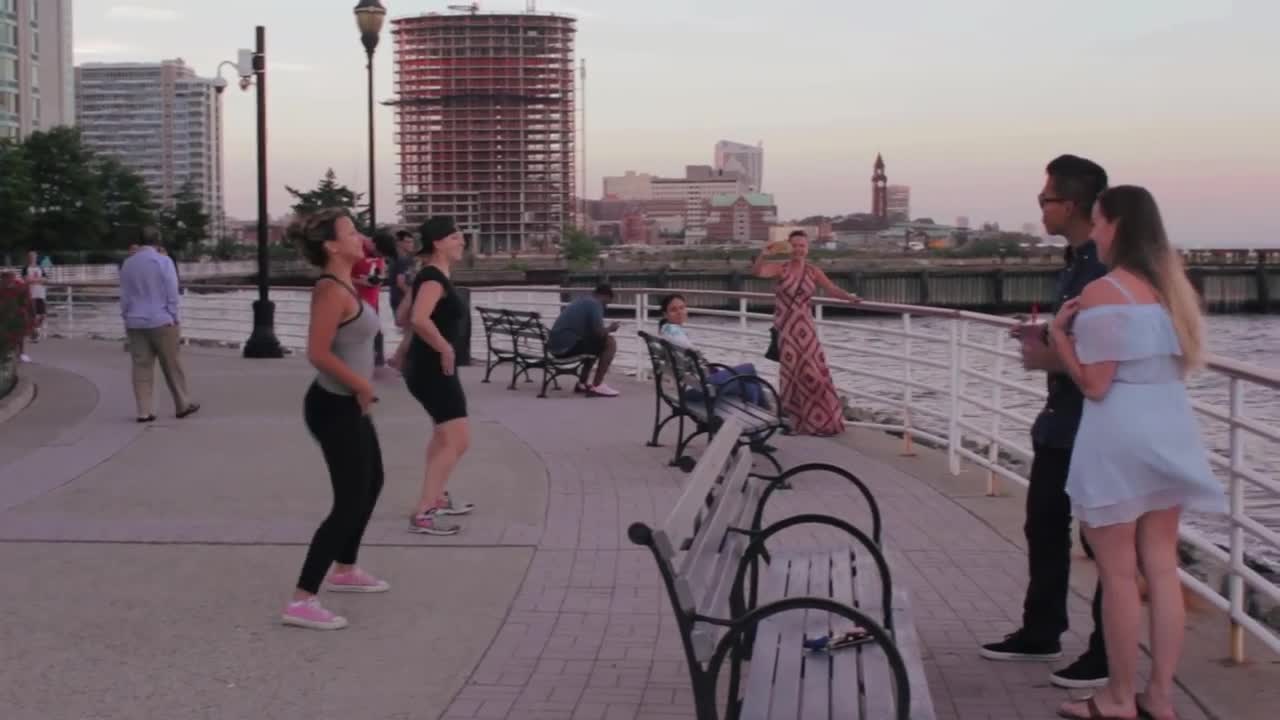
119, 227, 199, 422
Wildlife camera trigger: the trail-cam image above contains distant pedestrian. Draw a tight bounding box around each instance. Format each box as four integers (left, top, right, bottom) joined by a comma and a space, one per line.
751, 230, 860, 436
353, 237, 387, 367
404, 216, 474, 536
119, 227, 199, 422
22, 250, 48, 342
387, 230, 418, 371
1051, 186, 1223, 720
283, 208, 389, 631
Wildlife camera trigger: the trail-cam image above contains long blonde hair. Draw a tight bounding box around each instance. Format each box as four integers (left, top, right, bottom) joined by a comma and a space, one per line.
1099, 186, 1204, 371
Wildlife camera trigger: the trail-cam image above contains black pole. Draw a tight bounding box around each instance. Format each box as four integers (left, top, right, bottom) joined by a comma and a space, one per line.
243, 25, 284, 359
366, 48, 376, 230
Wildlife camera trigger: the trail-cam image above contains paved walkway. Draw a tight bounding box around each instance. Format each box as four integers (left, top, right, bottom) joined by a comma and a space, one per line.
0, 339, 1273, 720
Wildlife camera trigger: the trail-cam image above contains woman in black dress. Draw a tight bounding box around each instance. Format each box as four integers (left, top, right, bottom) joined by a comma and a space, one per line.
404, 217, 475, 535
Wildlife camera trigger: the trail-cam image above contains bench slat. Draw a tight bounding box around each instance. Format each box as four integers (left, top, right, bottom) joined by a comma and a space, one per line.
740, 556, 790, 720
658, 416, 745, 560
829, 551, 862, 715
767, 555, 810, 720
888, 591, 936, 719
682, 448, 753, 588
801, 553, 833, 720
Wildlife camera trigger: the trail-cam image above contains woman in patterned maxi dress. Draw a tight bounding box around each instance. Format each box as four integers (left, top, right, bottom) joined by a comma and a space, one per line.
752, 230, 861, 436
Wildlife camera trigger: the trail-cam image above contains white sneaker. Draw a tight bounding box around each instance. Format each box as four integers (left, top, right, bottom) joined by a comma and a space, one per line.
589, 383, 620, 397
19, 354, 31, 363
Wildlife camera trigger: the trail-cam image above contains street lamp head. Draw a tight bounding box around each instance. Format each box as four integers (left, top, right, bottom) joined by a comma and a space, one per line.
354, 0, 387, 52
213, 76, 228, 95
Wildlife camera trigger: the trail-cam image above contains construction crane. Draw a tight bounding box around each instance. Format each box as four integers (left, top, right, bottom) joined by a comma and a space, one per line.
446, 2, 479, 14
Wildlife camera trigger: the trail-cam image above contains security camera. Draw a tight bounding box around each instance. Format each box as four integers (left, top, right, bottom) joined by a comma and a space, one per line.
213, 77, 228, 95
239, 77, 253, 91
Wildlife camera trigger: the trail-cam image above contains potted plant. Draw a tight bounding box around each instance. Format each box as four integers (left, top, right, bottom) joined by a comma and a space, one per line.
0, 271, 32, 397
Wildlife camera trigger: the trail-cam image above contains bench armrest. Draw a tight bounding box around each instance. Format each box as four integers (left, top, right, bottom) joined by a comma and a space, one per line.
750, 463, 882, 545
729, 513, 894, 632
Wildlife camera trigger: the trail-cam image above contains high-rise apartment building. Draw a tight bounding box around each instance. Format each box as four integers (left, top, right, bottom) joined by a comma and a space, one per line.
1, 0, 74, 139
714, 140, 763, 191
75, 60, 225, 238
392, 10, 576, 254
886, 185, 911, 223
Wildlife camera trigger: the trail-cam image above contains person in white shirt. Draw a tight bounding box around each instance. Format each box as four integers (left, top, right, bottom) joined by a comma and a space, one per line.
23, 250, 47, 342
658, 293, 767, 408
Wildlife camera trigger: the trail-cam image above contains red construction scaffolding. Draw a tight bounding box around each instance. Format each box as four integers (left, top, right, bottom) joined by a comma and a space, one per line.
391, 11, 577, 255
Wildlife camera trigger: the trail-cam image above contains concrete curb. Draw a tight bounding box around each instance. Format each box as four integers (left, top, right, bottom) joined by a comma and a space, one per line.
0, 377, 34, 425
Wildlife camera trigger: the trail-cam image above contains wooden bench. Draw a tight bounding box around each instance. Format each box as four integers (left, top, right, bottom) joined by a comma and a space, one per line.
638, 330, 787, 474
630, 418, 935, 719
476, 306, 521, 385
505, 309, 596, 398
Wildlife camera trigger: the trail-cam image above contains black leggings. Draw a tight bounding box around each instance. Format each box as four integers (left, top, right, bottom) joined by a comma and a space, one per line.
296, 382, 385, 594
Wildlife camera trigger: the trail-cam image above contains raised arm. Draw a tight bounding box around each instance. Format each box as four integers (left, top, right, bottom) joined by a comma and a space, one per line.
813, 267, 861, 303
752, 250, 784, 279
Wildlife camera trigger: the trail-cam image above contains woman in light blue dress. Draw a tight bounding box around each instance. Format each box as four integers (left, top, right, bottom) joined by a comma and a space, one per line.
1049, 186, 1224, 720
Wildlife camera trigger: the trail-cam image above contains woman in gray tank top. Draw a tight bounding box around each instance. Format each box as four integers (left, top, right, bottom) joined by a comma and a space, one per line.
279, 209, 390, 631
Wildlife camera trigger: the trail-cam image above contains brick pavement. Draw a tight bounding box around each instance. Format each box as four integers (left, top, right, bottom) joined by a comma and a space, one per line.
2, 340, 1260, 719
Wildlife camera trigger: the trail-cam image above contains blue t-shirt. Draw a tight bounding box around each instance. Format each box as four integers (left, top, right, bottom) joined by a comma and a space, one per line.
549, 296, 604, 355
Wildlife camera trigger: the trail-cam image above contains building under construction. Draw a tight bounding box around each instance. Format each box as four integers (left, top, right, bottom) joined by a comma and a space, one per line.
391, 7, 576, 255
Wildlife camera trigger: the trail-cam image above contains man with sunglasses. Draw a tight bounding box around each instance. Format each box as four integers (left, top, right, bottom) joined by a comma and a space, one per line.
980, 155, 1111, 690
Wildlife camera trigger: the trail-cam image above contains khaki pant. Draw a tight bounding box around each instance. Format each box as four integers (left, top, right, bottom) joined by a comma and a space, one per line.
127, 325, 192, 417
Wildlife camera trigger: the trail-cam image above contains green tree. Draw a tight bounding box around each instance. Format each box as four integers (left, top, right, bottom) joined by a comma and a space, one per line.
23, 127, 106, 251
285, 169, 369, 231
0, 140, 34, 260
97, 156, 156, 249
562, 226, 599, 267
159, 180, 210, 258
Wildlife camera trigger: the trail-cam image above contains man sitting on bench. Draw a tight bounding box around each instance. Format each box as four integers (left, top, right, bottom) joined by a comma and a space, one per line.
548, 283, 621, 397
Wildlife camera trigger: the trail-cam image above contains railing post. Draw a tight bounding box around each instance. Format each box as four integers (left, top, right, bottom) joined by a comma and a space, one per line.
815, 302, 825, 342
634, 291, 647, 380
1228, 377, 1246, 664
948, 319, 962, 474
987, 328, 1004, 496
738, 297, 748, 331
66, 285, 75, 336
901, 313, 915, 456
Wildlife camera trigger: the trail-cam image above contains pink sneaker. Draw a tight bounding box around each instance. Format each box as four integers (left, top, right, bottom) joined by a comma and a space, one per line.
326, 567, 390, 593
588, 383, 620, 397
281, 597, 348, 630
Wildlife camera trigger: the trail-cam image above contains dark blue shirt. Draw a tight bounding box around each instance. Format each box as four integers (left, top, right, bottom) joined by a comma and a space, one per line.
548, 296, 605, 355
1030, 241, 1108, 449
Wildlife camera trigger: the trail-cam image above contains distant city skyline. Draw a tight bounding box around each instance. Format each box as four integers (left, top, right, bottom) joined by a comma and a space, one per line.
67, 0, 1280, 247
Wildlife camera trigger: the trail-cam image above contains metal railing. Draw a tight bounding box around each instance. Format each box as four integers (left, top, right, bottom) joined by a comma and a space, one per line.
38, 281, 1280, 660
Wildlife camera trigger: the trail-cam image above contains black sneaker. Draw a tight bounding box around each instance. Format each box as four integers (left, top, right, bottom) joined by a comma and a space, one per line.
1049, 652, 1109, 689
979, 631, 1063, 661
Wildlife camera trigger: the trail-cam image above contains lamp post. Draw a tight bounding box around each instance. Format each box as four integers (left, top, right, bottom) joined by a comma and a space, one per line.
354, 0, 387, 231
241, 26, 284, 358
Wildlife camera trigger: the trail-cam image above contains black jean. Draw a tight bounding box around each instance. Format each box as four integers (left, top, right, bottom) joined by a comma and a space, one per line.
296, 383, 385, 595
1023, 445, 1106, 660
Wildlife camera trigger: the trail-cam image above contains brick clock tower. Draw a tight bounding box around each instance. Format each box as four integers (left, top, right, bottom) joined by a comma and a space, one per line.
871, 153, 888, 221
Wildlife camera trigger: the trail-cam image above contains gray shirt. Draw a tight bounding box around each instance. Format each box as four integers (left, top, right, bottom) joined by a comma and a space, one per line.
314, 280, 380, 396
548, 296, 604, 355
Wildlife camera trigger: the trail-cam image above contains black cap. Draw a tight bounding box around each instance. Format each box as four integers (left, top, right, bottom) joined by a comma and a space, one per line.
418, 216, 458, 255
594, 283, 614, 299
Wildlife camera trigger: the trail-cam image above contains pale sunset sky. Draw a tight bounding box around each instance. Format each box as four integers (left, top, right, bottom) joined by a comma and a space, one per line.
72, 0, 1279, 247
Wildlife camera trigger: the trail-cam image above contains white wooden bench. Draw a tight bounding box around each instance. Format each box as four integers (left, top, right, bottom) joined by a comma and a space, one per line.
629, 417, 936, 719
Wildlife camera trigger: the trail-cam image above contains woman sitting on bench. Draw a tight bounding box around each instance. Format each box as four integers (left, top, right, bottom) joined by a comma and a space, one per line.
658, 293, 768, 408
